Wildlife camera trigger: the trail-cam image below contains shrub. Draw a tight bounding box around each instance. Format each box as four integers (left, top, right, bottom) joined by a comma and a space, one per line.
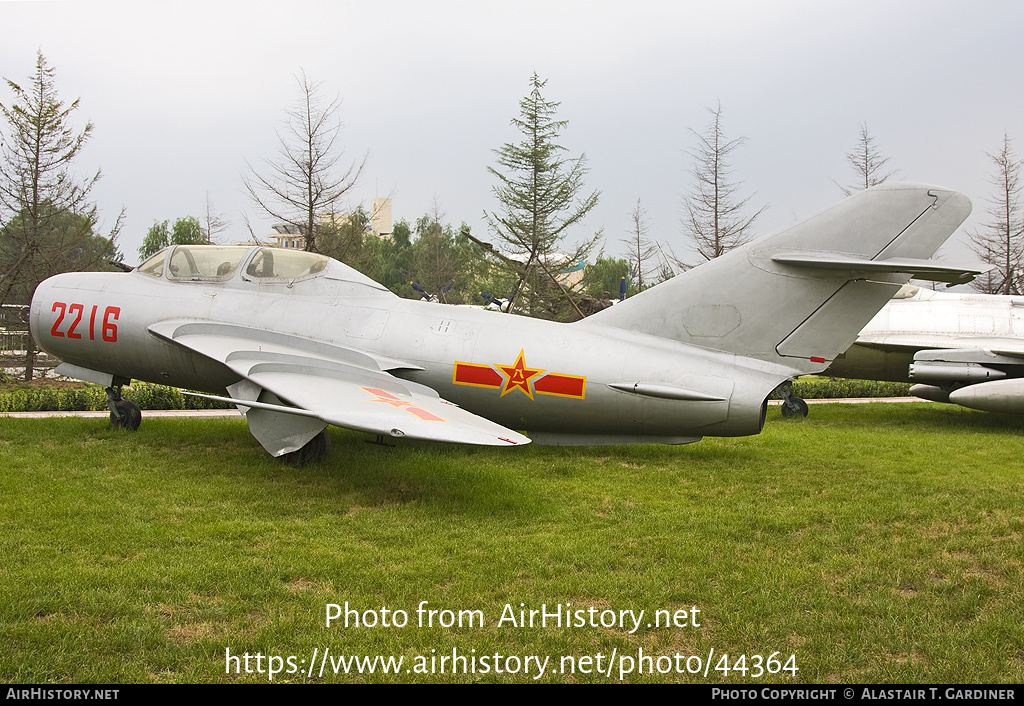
791, 378, 911, 399
0, 383, 232, 412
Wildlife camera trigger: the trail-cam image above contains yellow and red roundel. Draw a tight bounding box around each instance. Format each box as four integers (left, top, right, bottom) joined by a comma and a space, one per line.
453, 349, 586, 400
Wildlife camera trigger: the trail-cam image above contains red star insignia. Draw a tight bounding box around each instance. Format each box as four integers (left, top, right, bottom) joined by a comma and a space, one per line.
497, 349, 545, 399
363, 388, 413, 409
360, 388, 446, 422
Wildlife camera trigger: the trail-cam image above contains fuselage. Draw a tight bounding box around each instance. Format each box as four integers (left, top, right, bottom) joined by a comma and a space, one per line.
828, 286, 1024, 382
30, 247, 787, 442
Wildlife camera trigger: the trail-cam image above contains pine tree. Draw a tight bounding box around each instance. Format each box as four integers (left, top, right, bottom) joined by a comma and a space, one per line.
0, 51, 121, 308
484, 73, 599, 319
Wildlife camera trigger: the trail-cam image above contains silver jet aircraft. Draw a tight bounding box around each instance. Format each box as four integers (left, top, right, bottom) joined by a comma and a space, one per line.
29, 183, 976, 463
828, 285, 1024, 414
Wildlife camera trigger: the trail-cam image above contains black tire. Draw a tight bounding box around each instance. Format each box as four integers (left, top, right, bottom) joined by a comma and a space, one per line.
110, 399, 142, 431
284, 429, 331, 466
781, 397, 809, 419
792, 397, 809, 417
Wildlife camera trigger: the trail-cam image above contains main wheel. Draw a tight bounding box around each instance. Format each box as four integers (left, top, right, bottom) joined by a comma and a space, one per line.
110, 399, 142, 430
780, 396, 809, 418
284, 429, 331, 466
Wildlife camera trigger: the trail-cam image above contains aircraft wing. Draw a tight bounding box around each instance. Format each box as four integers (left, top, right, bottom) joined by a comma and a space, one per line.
855, 333, 1024, 357
148, 320, 529, 449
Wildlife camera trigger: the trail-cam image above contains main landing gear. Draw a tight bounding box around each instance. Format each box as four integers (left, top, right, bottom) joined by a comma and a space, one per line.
776, 382, 809, 418
106, 383, 141, 430
283, 429, 331, 466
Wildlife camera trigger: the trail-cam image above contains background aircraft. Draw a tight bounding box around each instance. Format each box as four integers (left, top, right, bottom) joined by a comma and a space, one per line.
827, 286, 1024, 413
29, 183, 975, 464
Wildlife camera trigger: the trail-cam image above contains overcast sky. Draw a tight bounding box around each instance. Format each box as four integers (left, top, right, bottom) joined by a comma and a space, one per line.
2, 0, 1022, 268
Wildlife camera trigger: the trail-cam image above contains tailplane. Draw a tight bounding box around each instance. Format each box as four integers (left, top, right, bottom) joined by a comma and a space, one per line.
584, 183, 975, 373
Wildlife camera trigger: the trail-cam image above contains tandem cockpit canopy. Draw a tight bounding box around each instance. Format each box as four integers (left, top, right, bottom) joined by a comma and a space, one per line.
244, 247, 329, 280
136, 245, 329, 283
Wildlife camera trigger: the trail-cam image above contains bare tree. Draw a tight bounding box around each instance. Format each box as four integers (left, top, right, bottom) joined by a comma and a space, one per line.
969, 133, 1024, 295
243, 72, 364, 253
837, 122, 897, 195
203, 193, 229, 244
621, 198, 662, 291
680, 102, 765, 264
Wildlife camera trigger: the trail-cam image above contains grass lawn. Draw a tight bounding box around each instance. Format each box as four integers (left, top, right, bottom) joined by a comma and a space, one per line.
1, 403, 1022, 683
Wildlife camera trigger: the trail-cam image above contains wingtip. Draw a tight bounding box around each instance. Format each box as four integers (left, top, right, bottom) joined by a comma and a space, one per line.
498, 435, 531, 446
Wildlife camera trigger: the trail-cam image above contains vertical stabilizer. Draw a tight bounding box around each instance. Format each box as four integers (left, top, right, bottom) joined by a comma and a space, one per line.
583, 183, 972, 373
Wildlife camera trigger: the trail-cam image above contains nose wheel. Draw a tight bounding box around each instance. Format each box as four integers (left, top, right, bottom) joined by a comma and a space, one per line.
106, 384, 142, 430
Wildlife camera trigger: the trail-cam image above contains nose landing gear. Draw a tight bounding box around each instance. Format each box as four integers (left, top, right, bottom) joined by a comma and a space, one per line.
106, 383, 142, 430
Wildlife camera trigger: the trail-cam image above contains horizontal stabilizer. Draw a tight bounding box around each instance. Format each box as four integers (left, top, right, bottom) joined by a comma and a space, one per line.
771, 253, 989, 285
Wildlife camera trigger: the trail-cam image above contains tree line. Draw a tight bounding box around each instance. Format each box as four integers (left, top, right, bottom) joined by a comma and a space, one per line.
4, 51, 1024, 339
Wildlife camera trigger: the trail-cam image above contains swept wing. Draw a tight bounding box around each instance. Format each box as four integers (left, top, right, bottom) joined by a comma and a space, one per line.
148, 320, 529, 453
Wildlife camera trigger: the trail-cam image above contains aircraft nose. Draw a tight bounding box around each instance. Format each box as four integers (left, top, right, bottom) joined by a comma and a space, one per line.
28, 275, 56, 345
28, 272, 78, 351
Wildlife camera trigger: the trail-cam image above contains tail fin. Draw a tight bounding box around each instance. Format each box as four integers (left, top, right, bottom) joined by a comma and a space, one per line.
585, 183, 974, 373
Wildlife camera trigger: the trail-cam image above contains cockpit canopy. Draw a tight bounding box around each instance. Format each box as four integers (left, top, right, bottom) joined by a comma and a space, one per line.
244, 247, 329, 280
137, 245, 330, 283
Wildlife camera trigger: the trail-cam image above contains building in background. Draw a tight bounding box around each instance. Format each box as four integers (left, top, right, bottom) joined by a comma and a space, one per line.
264, 223, 305, 249
371, 198, 392, 237
252, 198, 394, 249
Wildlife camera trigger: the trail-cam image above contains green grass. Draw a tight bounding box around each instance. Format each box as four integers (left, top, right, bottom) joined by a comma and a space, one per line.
1, 404, 1022, 683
